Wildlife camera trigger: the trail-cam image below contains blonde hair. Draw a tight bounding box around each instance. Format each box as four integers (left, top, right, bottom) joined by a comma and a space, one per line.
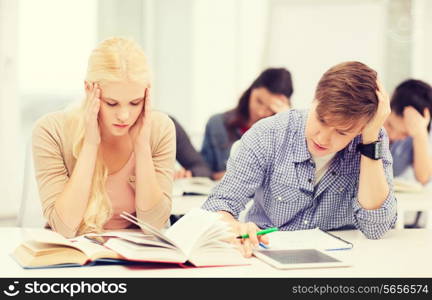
69, 37, 151, 235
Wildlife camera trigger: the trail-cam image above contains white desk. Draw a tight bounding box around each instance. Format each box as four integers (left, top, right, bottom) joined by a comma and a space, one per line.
396, 191, 432, 229
1, 228, 431, 277
171, 195, 207, 215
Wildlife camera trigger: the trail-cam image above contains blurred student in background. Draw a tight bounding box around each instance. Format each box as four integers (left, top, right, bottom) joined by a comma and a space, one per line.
384, 79, 432, 184
170, 116, 212, 179
384, 79, 432, 228
201, 68, 293, 180
32, 38, 175, 238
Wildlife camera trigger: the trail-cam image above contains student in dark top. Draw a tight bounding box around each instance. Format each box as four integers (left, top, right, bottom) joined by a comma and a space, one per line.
201, 68, 293, 180
170, 116, 212, 179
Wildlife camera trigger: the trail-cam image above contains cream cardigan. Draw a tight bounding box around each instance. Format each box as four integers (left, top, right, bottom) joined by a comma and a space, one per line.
31, 109, 176, 238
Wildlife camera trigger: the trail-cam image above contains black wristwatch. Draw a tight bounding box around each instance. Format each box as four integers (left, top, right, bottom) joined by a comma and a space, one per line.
356, 140, 383, 160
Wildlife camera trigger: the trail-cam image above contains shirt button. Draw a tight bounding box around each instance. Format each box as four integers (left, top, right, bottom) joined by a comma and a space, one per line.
304, 220, 309, 225
277, 196, 282, 201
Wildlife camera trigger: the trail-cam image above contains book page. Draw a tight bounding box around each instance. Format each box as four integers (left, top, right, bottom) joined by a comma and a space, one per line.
22, 229, 118, 260
165, 208, 221, 255
265, 228, 352, 251
87, 231, 178, 249
23, 228, 75, 248
103, 238, 186, 263
13, 242, 88, 268
187, 220, 246, 267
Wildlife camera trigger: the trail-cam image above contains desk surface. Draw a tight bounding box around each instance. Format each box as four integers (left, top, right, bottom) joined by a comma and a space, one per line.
1, 228, 431, 278
171, 195, 206, 215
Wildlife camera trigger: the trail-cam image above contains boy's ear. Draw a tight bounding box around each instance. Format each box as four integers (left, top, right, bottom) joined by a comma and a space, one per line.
424, 108, 430, 120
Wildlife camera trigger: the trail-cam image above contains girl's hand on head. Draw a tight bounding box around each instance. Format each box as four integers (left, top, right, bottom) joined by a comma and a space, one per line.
83, 82, 101, 146
269, 98, 290, 114
130, 87, 152, 150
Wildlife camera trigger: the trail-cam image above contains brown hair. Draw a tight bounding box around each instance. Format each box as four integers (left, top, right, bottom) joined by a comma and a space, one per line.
315, 61, 378, 130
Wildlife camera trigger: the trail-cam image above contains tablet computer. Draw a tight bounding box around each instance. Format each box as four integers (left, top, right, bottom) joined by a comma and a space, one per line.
254, 249, 350, 270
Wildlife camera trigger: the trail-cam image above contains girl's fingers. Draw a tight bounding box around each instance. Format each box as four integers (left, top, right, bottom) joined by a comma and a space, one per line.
144, 88, 151, 119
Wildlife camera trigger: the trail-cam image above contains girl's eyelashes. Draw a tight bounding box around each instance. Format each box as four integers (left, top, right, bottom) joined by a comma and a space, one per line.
102, 98, 143, 106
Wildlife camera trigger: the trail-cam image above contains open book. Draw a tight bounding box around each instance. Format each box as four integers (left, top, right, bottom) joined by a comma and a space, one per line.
12, 229, 123, 269
12, 209, 247, 268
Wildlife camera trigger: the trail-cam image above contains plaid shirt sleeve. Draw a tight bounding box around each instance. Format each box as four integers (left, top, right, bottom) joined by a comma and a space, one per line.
352, 128, 397, 239
201, 118, 274, 219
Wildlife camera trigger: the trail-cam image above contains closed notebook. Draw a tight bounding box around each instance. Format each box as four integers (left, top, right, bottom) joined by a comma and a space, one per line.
12, 208, 247, 268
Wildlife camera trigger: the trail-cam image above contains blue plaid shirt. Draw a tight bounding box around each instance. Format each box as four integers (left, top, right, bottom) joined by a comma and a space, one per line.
202, 109, 397, 239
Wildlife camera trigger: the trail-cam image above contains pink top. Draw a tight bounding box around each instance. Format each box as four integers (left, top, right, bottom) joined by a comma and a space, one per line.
104, 153, 137, 229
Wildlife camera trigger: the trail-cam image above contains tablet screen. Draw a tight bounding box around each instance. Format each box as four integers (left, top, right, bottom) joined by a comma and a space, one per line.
256, 249, 340, 264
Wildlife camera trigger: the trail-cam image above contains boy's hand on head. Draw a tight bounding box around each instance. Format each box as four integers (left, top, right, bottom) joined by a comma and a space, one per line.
362, 80, 391, 143
404, 106, 430, 138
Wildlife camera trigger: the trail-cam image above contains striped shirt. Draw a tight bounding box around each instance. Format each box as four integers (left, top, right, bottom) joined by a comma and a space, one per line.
202, 109, 397, 239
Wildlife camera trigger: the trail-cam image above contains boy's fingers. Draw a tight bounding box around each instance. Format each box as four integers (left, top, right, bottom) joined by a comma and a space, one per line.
259, 234, 270, 245
424, 108, 430, 121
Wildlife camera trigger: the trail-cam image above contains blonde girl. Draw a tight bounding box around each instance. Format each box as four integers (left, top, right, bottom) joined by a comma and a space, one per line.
32, 37, 175, 238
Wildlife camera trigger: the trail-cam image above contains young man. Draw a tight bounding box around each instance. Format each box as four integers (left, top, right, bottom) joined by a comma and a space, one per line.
384, 79, 432, 185
202, 62, 397, 257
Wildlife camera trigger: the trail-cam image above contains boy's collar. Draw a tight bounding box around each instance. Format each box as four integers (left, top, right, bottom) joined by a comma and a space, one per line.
291, 111, 312, 163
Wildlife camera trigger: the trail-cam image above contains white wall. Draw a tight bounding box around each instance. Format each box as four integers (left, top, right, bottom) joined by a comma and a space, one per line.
266, 0, 387, 109
12, 0, 98, 222
412, 0, 432, 83
18, 0, 97, 96
0, 0, 20, 217
149, 0, 269, 148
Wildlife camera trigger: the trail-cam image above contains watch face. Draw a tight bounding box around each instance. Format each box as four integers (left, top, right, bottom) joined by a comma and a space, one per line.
374, 142, 383, 159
